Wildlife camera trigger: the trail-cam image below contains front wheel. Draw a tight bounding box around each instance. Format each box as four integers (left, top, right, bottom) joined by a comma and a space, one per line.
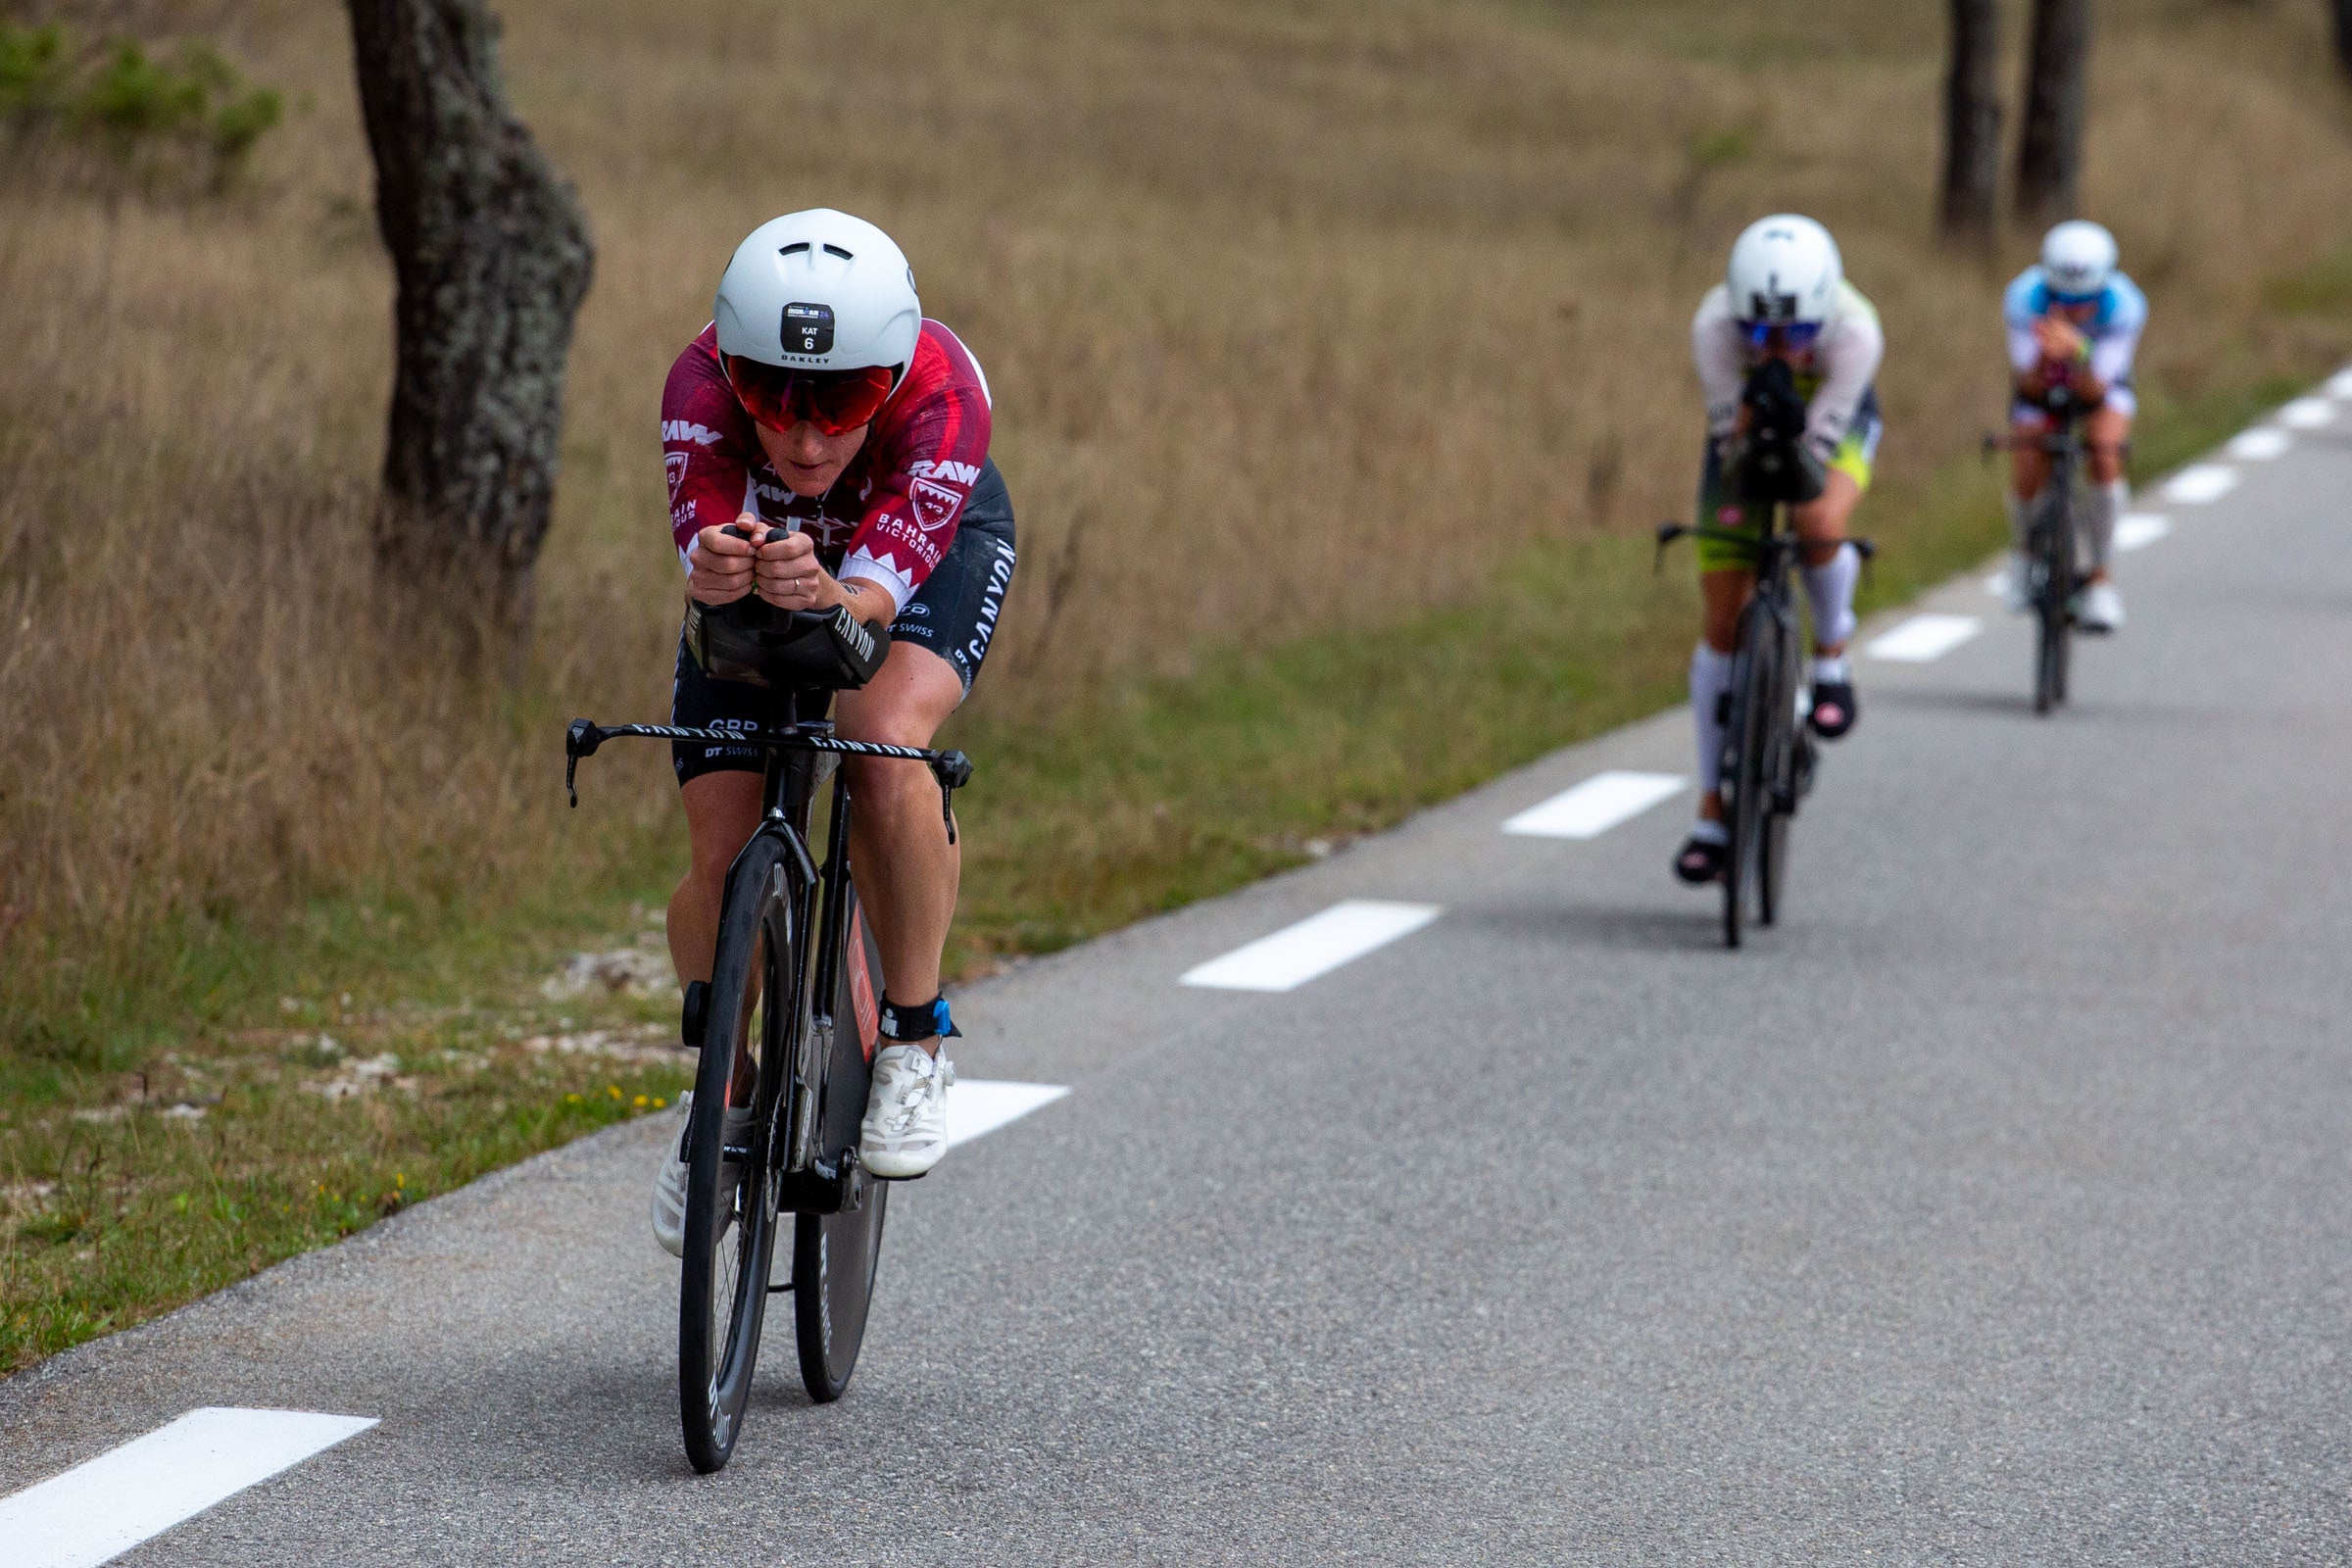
2032, 497, 2075, 715
678, 833, 799, 1475
1721, 633, 1773, 950
793, 891, 891, 1402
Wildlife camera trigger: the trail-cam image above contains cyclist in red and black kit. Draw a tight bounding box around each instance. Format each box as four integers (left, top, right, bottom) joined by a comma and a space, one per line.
649, 210, 1015, 1252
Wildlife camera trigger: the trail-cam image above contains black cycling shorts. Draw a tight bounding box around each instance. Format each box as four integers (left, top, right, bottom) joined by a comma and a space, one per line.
670, 460, 1016, 785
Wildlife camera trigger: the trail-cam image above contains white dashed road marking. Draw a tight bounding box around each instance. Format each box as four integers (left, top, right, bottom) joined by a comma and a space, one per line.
1180, 900, 1442, 993
2115, 514, 2172, 553
2226, 427, 2291, 462
1865, 614, 1983, 663
946, 1080, 1069, 1148
1503, 770, 1687, 840
2278, 397, 2335, 429
0, 1407, 376, 1568
2328, 368, 2352, 399
2163, 465, 2239, 505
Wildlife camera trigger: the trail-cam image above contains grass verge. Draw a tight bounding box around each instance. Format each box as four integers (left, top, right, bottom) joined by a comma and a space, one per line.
0, 371, 2321, 1372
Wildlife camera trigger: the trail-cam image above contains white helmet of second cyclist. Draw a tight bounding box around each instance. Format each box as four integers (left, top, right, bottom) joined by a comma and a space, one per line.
713, 209, 921, 377
2041, 219, 2119, 301
1727, 214, 1843, 327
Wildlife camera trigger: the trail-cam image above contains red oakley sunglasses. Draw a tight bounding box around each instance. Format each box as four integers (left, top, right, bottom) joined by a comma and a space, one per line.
723, 355, 899, 436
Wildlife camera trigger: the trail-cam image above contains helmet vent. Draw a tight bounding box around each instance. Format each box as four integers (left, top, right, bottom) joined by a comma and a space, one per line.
822, 243, 855, 260
778, 242, 810, 257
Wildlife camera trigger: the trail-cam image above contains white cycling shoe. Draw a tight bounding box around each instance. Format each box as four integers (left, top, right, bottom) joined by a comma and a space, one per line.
860, 1045, 954, 1179
2075, 580, 2125, 632
651, 1090, 756, 1258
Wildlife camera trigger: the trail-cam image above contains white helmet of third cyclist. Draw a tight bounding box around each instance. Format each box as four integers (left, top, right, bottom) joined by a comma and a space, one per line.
1727, 214, 1843, 327
714, 208, 921, 378
2040, 220, 2118, 302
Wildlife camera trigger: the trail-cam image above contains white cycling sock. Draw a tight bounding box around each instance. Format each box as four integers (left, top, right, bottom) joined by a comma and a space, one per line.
1811, 654, 1851, 685
1690, 641, 1734, 796
2086, 479, 2127, 570
2004, 491, 2029, 550
1801, 542, 1860, 650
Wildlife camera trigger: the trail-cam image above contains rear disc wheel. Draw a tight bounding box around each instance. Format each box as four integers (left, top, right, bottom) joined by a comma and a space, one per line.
794, 892, 891, 1402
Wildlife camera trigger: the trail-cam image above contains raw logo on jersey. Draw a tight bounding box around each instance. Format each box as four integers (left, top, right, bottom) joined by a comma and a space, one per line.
908, 478, 963, 532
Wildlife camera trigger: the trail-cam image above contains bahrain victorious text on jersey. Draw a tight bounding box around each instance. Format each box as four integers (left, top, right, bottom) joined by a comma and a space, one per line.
660, 318, 995, 607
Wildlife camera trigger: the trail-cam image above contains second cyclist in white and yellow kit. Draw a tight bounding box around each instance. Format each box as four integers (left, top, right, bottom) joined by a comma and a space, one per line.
1676, 215, 1884, 888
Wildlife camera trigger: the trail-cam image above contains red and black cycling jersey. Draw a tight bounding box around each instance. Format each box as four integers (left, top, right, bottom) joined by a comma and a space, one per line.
660, 318, 993, 608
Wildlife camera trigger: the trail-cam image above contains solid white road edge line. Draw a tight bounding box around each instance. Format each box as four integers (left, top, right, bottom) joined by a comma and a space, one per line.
0, 1406, 376, 1568
2278, 397, 2335, 429
2114, 514, 2171, 553
1503, 770, 1687, 840
946, 1080, 1069, 1148
2163, 464, 2239, 505
1179, 900, 1443, 993
2226, 427, 2291, 462
1864, 613, 1982, 663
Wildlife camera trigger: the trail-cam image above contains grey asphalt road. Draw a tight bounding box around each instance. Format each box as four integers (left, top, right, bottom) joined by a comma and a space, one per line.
5, 411, 2350, 1565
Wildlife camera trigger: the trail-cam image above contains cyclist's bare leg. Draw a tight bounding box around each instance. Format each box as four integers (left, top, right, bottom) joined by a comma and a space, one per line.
833, 639, 965, 1058
671, 770, 763, 986
2082, 405, 2132, 584
1695, 566, 1756, 823
1790, 469, 1861, 658
672, 769, 764, 1101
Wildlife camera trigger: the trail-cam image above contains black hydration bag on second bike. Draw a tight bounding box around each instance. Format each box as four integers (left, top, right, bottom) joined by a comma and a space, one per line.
1731, 358, 1829, 507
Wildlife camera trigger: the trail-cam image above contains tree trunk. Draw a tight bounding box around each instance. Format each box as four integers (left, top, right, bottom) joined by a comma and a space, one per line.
2014, 0, 2089, 224
345, 0, 592, 635
1938, 0, 2003, 243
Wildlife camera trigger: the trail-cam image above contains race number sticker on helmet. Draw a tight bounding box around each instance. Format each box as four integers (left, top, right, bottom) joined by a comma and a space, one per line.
783, 302, 835, 356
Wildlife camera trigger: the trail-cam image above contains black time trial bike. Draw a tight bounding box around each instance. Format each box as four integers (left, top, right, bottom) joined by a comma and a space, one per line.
1989, 386, 2107, 715
1660, 362, 1872, 949
564, 558, 972, 1474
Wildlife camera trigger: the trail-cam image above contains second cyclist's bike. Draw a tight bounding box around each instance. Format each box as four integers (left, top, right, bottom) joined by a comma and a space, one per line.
1661, 364, 1872, 949
564, 569, 972, 1474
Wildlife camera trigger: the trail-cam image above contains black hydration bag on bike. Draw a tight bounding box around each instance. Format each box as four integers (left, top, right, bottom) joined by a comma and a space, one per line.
685, 596, 890, 691
1733, 358, 1829, 506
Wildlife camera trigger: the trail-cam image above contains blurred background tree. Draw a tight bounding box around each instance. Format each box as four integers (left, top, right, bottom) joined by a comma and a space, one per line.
1939, 0, 2003, 242
2017, 0, 2091, 221
345, 0, 592, 645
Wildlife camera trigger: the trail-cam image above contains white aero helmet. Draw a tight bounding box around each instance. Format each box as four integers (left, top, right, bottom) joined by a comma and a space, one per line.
714, 209, 921, 378
2040, 220, 2118, 302
1727, 214, 1843, 327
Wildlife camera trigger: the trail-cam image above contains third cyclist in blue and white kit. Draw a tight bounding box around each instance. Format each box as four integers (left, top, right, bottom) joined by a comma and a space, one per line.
2002, 220, 2146, 633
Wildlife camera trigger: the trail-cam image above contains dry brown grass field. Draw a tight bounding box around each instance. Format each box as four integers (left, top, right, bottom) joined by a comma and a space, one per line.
7, 0, 2352, 1025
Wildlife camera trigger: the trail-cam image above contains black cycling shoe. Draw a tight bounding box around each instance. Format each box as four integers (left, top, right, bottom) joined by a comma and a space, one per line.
1673, 832, 1729, 885
1809, 679, 1858, 740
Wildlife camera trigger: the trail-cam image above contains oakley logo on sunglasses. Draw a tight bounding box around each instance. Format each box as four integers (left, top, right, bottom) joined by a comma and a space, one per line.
782, 302, 835, 357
